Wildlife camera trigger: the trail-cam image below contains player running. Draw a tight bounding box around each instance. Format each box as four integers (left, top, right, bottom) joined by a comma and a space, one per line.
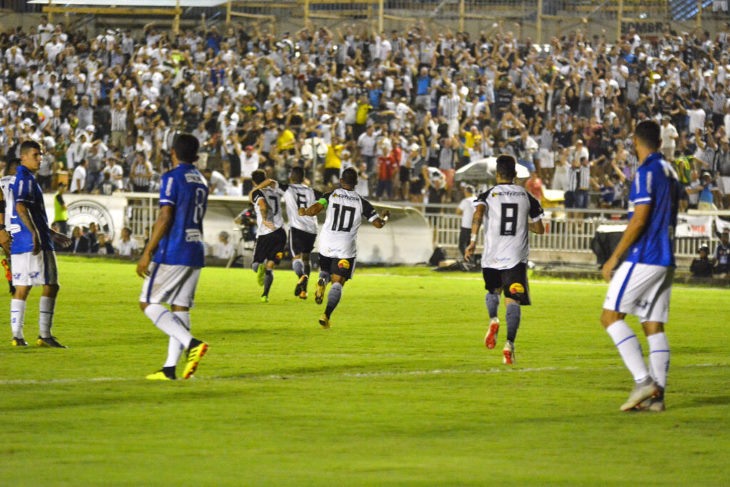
249, 169, 286, 302
282, 167, 321, 299
8, 141, 72, 348
299, 167, 389, 328
465, 154, 545, 364
137, 134, 209, 381
600, 120, 680, 412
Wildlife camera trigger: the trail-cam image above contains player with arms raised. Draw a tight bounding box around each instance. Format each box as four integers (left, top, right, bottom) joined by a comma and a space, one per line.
300, 167, 389, 328
465, 154, 545, 364
9, 141, 71, 347
137, 134, 209, 381
249, 169, 287, 302
600, 120, 680, 412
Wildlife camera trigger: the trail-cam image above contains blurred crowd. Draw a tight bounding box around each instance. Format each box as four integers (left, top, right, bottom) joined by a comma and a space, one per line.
1, 16, 730, 211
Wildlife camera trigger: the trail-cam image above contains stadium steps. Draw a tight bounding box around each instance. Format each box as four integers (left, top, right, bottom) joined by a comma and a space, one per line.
670, 0, 713, 21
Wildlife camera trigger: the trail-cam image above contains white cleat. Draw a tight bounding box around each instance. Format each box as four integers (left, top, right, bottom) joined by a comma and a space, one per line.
620, 377, 659, 412
502, 340, 515, 365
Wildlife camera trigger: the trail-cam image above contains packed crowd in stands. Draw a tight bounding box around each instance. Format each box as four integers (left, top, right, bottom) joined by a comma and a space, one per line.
1, 16, 730, 213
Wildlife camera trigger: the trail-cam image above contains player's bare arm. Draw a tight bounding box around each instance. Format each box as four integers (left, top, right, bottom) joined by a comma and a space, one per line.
137, 205, 174, 277
529, 220, 545, 234
0, 194, 10, 255
601, 204, 651, 282
50, 230, 72, 249
464, 204, 485, 262
372, 210, 390, 228
256, 196, 276, 230
248, 178, 275, 200
300, 201, 324, 217
15, 202, 41, 255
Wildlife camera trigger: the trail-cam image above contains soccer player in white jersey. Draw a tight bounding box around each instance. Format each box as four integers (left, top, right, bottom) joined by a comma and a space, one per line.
299, 167, 390, 329
0, 158, 19, 296
249, 167, 321, 299
600, 120, 680, 412
9, 141, 72, 348
283, 166, 321, 299
465, 155, 545, 364
137, 134, 209, 381
249, 169, 286, 302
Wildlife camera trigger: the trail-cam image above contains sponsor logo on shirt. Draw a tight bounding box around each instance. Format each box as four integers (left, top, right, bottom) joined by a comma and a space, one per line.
185, 229, 203, 242
185, 173, 207, 185
332, 192, 360, 202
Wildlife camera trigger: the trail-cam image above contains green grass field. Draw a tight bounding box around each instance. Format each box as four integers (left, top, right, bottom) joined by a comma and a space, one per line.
1, 257, 728, 486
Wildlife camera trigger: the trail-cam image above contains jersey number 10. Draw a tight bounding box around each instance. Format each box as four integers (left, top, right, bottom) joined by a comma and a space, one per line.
331, 203, 355, 232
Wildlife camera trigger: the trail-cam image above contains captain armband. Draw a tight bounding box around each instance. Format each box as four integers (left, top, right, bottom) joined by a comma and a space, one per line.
318, 198, 328, 208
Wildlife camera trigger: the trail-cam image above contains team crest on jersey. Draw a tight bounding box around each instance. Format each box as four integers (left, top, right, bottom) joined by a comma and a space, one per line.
67, 200, 115, 240
338, 259, 350, 270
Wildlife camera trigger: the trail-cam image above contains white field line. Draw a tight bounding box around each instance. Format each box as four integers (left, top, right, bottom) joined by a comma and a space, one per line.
356, 272, 727, 291
0, 363, 722, 386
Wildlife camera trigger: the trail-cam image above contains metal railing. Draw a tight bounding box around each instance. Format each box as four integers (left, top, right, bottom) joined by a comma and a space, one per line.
404, 203, 724, 259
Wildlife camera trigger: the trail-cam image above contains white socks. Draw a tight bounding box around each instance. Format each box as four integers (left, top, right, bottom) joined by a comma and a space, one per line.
647, 332, 670, 389
39, 296, 55, 338
164, 311, 190, 368
144, 304, 193, 349
10, 299, 26, 339
606, 320, 650, 383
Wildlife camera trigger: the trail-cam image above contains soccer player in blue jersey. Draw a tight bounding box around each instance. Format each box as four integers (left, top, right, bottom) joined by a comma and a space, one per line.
9, 141, 71, 347
600, 120, 680, 412
137, 134, 209, 381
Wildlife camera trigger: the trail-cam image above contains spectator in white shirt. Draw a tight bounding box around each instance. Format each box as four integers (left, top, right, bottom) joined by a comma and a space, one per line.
116, 227, 140, 257
102, 158, 124, 191
212, 231, 235, 260
70, 159, 88, 193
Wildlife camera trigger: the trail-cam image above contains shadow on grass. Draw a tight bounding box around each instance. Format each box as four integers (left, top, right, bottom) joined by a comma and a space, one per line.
676, 395, 730, 409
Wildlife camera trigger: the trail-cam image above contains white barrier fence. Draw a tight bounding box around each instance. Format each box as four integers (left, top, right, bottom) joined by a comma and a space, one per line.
395, 203, 730, 260
44, 194, 728, 264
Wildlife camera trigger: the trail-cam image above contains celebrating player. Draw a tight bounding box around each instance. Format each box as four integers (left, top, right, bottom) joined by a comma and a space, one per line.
249, 169, 286, 302
282, 166, 321, 299
600, 120, 680, 412
9, 141, 72, 347
465, 154, 545, 365
137, 133, 209, 381
299, 167, 389, 329
0, 158, 19, 296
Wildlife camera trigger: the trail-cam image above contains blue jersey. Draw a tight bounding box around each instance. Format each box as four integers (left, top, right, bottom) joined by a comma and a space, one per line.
10, 165, 53, 254
153, 163, 209, 267
626, 152, 680, 267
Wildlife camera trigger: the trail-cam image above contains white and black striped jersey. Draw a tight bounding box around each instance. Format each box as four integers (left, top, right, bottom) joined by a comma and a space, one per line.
282, 183, 321, 235
252, 182, 285, 237
0, 175, 16, 231
318, 188, 378, 258
474, 184, 543, 270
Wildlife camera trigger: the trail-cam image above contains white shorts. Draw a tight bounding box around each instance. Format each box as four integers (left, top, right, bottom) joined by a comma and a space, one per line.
11, 250, 58, 287
718, 176, 730, 196
538, 148, 554, 169
139, 263, 201, 308
603, 261, 674, 323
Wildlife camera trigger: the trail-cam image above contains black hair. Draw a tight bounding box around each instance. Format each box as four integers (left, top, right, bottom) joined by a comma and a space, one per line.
5, 157, 20, 176
634, 120, 661, 151
290, 166, 304, 183
172, 133, 199, 163
496, 154, 517, 180
251, 169, 266, 185
20, 140, 41, 156
341, 167, 358, 187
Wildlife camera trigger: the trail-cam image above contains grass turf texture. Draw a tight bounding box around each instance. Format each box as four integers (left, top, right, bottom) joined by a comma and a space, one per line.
1, 257, 728, 486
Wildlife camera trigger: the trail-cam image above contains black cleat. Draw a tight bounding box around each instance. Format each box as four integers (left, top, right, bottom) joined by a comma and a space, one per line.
12, 337, 28, 347
37, 336, 67, 348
